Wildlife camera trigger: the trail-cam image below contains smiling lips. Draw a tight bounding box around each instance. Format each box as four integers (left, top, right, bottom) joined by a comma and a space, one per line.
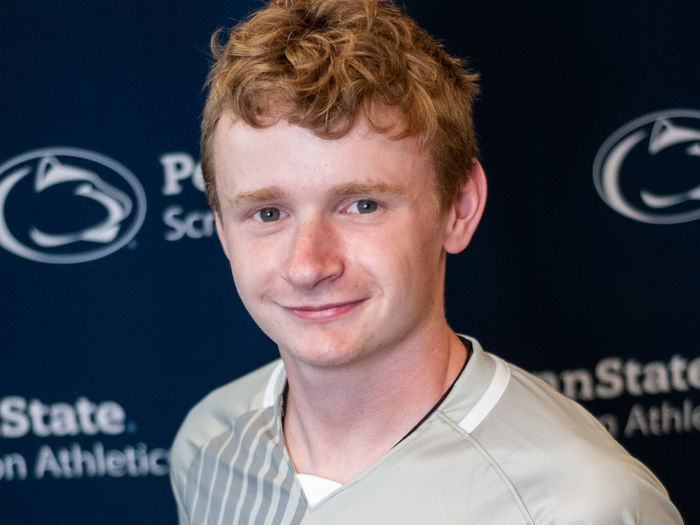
284, 299, 367, 321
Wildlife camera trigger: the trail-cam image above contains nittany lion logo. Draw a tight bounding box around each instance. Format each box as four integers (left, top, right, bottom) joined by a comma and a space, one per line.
593, 109, 700, 225
0, 148, 146, 263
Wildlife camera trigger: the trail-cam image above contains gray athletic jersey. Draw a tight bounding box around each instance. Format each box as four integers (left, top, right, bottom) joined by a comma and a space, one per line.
170, 337, 683, 524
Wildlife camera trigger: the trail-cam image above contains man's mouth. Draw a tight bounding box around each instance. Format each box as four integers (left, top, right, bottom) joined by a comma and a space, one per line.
282, 299, 367, 321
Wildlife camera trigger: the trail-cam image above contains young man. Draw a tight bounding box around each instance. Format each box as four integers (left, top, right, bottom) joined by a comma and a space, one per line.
171, 1, 683, 523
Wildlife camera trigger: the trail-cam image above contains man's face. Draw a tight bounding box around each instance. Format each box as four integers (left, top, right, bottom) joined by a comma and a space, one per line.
213, 113, 457, 369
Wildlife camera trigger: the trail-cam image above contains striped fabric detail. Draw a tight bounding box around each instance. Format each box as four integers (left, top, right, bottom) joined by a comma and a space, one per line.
459, 356, 511, 433
184, 407, 307, 524
263, 361, 285, 407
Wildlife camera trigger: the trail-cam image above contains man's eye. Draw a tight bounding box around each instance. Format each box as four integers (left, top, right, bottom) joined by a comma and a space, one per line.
253, 207, 283, 222
347, 199, 379, 214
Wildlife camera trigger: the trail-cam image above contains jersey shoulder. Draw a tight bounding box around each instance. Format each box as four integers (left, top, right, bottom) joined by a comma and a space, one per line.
477, 359, 683, 524
169, 360, 283, 509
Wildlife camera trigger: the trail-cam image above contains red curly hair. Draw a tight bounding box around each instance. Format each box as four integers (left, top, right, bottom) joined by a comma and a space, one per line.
201, 0, 479, 213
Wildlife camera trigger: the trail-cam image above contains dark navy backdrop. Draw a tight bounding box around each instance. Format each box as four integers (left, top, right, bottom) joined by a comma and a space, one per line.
2, 1, 698, 523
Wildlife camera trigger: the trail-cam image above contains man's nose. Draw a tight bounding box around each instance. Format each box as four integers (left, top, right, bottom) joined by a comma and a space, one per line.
283, 218, 343, 289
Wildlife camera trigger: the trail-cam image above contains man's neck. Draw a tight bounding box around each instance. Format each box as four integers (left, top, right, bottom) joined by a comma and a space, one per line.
280, 327, 467, 483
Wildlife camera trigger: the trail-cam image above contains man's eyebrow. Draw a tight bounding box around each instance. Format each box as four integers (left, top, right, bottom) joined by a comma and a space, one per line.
330, 181, 407, 197
228, 182, 407, 208
229, 186, 288, 208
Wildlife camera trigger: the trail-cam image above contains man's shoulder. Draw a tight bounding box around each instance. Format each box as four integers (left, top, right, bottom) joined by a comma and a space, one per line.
169, 359, 284, 497
175, 359, 282, 441
470, 355, 682, 523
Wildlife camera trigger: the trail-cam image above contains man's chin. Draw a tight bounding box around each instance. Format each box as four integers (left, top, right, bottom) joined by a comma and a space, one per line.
277, 338, 370, 370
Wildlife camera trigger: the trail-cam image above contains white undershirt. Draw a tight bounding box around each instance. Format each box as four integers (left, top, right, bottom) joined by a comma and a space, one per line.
296, 473, 343, 507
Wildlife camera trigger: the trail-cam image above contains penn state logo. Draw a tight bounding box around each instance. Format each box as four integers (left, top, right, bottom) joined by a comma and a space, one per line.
0, 147, 146, 263
593, 109, 700, 224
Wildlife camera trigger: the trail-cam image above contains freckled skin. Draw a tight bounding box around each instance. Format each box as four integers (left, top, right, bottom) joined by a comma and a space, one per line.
212, 112, 487, 481
213, 114, 454, 370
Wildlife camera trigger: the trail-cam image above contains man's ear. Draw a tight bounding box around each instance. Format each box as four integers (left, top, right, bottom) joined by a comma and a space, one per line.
215, 213, 231, 261
443, 159, 487, 254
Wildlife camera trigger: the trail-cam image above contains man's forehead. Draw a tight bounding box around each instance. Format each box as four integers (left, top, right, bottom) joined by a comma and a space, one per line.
214, 107, 419, 150
212, 110, 435, 203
